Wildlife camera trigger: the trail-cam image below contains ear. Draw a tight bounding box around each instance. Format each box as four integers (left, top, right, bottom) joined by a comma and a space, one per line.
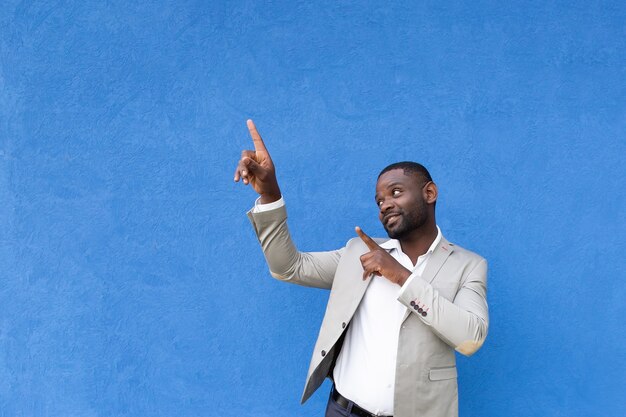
424, 182, 438, 204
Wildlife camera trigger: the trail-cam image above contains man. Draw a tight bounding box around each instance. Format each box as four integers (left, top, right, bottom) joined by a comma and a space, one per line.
235, 120, 488, 417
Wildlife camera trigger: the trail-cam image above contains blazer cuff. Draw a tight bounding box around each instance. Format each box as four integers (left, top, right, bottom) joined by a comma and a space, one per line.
247, 203, 288, 237
398, 273, 433, 325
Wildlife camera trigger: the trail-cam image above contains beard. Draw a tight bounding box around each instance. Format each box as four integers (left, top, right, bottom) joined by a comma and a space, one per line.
383, 201, 428, 239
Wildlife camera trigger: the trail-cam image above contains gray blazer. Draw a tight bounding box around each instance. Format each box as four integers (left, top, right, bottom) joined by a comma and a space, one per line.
248, 204, 488, 417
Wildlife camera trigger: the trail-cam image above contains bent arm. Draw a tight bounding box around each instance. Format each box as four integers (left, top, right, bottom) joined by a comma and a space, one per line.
247, 204, 343, 289
398, 259, 489, 356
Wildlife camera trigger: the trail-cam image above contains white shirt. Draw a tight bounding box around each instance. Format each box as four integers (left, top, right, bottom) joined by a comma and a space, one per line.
253, 197, 442, 416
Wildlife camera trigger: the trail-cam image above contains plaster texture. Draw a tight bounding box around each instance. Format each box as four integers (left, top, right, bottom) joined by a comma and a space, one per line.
1, 1, 625, 416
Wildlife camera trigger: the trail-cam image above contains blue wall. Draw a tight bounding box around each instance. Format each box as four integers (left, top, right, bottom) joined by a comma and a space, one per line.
1, 1, 624, 416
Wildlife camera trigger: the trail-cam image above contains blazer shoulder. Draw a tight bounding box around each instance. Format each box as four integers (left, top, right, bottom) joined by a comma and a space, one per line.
344, 236, 365, 252
445, 238, 487, 266
344, 236, 389, 251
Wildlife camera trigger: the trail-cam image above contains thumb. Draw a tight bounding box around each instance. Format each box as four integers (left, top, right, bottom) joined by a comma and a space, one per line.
243, 157, 261, 172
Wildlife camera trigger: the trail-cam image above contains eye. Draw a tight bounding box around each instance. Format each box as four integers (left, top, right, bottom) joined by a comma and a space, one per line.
376, 200, 383, 207
392, 189, 401, 196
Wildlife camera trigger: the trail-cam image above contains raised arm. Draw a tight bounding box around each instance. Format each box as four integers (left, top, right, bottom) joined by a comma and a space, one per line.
236, 120, 342, 289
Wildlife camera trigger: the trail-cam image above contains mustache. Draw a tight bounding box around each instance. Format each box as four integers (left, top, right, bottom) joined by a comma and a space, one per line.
382, 210, 403, 224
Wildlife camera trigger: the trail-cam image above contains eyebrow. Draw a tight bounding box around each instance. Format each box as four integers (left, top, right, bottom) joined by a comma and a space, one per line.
375, 182, 405, 200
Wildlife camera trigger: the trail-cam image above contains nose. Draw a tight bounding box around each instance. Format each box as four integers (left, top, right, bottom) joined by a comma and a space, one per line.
379, 198, 394, 214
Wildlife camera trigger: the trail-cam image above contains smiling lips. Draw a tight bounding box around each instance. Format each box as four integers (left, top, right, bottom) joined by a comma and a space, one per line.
384, 212, 402, 226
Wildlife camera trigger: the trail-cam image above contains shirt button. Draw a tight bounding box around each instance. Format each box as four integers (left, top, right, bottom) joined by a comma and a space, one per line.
321, 350, 326, 357
342, 322, 346, 329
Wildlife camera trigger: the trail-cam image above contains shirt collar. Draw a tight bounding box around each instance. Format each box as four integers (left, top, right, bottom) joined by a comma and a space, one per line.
379, 226, 442, 255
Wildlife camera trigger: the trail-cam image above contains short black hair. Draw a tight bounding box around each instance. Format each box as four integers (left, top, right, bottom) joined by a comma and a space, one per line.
378, 161, 433, 185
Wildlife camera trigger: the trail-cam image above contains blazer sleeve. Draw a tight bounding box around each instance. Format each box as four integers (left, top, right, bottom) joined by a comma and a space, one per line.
247, 204, 344, 290
397, 258, 489, 356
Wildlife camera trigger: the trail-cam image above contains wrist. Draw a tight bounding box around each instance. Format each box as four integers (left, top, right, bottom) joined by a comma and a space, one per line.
260, 190, 281, 204
396, 269, 412, 286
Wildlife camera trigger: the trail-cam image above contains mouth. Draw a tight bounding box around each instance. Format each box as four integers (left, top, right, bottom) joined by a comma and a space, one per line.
384, 213, 401, 227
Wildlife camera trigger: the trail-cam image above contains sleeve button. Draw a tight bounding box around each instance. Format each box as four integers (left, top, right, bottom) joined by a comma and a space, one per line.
321, 350, 326, 357
341, 322, 346, 329
421, 311, 427, 317
410, 301, 416, 306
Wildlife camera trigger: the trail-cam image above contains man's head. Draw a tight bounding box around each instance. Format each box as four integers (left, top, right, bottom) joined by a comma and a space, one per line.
375, 162, 438, 240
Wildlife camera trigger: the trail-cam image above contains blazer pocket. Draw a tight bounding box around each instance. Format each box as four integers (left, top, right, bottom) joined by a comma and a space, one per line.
429, 366, 458, 381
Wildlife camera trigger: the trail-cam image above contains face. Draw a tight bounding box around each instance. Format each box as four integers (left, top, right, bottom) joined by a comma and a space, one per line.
375, 169, 433, 239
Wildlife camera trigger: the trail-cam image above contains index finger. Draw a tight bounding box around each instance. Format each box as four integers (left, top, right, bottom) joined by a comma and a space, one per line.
247, 119, 267, 152
355, 226, 380, 251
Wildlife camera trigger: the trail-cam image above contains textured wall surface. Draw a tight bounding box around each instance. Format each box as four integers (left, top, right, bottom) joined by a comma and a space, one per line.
1, 1, 625, 416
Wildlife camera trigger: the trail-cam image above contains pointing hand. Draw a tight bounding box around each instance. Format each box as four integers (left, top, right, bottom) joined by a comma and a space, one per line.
234, 120, 281, 203
356, 226, 412, 286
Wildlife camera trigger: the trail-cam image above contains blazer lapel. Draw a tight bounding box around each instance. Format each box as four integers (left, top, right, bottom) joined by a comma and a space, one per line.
330, 241, 375, 325
422, 237, 454, 284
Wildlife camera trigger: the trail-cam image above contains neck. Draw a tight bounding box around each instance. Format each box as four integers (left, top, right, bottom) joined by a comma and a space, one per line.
398, 219, 438, 265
